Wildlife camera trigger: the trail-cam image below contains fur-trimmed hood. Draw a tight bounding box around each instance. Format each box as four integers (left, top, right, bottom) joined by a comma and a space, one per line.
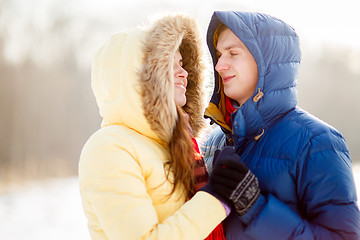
91, 15, 205, 144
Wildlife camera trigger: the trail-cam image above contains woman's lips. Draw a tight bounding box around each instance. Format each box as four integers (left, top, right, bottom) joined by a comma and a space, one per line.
175, 83, 186, 91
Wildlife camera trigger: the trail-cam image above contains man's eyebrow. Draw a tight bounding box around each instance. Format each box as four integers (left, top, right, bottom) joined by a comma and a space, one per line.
215, 45, 242, 52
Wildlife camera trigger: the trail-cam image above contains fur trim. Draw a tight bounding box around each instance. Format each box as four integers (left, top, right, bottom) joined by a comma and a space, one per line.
139, 15, 205, 142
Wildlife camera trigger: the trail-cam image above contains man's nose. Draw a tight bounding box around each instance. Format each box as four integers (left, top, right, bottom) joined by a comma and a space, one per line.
215, 56, 229, 73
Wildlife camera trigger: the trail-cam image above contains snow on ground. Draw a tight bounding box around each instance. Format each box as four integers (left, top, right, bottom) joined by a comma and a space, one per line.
0, 177, 90, 240
1, 165, 360, 240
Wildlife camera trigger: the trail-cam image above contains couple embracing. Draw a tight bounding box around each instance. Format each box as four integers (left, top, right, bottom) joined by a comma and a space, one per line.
79, 11, 360, 240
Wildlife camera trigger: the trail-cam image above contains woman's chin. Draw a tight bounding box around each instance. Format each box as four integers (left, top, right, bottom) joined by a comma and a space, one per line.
175, 96, 186, 107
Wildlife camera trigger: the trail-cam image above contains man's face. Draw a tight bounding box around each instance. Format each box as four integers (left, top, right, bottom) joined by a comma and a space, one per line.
215, 28, 258, 105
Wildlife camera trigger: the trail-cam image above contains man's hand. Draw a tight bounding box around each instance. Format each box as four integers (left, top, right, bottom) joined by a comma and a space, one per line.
211, 147, 260, 216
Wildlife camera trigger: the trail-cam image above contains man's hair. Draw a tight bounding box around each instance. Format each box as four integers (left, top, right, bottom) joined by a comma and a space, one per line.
213, 23, 229, 48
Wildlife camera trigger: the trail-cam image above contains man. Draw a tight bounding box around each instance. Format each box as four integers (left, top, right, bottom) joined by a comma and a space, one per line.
202, 11, 360, 239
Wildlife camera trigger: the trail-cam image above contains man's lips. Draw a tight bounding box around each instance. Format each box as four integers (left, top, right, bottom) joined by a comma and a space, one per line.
222, 75, 235, 83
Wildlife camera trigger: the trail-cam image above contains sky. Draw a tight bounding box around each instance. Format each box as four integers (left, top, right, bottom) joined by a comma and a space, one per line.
79, 0, 360, 50
2, 0, 360, 66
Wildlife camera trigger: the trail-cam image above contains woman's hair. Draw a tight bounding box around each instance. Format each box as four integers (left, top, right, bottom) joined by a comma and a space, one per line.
167, 105, 196, 198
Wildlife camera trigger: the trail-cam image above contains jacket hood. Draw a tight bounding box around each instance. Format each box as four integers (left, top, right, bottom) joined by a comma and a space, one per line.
205, 11, 301, 139
91, 15, 205, 143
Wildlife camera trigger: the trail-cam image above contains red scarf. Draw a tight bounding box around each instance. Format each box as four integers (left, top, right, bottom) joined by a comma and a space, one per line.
224, 96, 237, 129
192, 138, 225, 240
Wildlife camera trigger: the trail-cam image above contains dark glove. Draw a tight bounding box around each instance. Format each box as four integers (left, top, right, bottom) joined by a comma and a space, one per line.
211, 147, 260, 216
199, 149, 232, 210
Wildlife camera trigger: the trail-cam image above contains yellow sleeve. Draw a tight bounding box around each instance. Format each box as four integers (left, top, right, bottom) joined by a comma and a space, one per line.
79, 129, 226, 240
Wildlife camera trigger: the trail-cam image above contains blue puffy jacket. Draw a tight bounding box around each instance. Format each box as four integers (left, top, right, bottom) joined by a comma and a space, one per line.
203, 11, 360, 239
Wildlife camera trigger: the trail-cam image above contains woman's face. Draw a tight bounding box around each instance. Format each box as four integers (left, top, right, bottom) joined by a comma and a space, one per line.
173, 50, 188, 107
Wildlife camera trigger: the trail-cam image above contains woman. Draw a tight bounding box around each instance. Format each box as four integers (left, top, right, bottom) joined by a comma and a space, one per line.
78, 15, 229, 239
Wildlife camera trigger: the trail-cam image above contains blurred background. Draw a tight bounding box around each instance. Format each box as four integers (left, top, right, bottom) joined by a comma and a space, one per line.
0, 0, 359, 239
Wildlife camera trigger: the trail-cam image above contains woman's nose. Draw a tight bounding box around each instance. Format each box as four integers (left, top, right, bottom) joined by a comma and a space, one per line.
176, 66, 188, 79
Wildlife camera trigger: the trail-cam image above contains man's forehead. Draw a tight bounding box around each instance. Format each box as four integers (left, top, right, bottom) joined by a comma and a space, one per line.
216, 40, 246, 52
217, 29, 244, 46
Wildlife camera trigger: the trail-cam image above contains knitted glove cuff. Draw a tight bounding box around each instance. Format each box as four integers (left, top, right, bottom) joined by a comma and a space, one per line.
230, 171, 260, 216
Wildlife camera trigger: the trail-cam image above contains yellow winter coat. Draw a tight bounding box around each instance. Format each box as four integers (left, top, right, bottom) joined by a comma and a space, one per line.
78, 15, 226, 240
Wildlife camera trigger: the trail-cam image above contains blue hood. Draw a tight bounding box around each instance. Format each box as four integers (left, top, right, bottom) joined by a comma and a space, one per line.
205, 11, 301, 140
